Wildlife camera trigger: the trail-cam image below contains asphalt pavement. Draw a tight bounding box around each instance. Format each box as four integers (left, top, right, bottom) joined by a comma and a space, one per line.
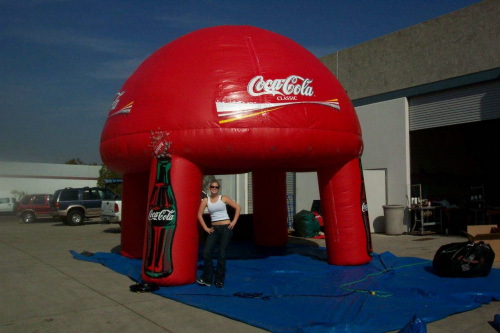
0, 214, 498, 332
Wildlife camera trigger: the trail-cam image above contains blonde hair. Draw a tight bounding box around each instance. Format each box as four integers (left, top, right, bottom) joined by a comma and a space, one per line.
209, 180, 221, 190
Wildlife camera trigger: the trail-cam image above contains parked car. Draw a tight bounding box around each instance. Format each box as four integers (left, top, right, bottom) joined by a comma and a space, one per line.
50, 187, 119, 226
0, 197, 17, 214
101, 198, 122, 224
16, 194, 53, 223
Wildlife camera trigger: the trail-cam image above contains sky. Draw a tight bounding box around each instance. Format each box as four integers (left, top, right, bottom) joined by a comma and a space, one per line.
0, 0, 483, 165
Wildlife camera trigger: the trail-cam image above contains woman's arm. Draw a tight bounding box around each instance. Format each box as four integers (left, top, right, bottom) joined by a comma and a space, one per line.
197, 198, 213, 233
222, 196, 241, 229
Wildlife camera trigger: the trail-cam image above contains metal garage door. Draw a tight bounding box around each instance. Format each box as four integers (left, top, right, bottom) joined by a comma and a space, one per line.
409, 79, 500, 131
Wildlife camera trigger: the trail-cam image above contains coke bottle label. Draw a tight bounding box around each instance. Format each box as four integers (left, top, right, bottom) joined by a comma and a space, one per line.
148, 208, 176, 223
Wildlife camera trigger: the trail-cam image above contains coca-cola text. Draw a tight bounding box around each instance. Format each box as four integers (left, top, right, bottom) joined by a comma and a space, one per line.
149, 209, 175, 221
247, 75, 314, 97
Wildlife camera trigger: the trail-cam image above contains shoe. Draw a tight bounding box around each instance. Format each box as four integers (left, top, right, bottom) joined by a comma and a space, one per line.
196, 278, 211, 287
129, 283, 159, 293
215, 281, 224, 288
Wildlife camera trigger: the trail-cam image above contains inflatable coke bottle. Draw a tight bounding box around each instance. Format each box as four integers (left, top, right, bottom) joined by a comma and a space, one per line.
144, 158, 177, 278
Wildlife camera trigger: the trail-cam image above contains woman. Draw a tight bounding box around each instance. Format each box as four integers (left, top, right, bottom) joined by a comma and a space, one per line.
197, 180, 240, 288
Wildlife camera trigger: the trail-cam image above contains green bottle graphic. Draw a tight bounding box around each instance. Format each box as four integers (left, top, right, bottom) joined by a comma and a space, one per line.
144, 158, 177, 278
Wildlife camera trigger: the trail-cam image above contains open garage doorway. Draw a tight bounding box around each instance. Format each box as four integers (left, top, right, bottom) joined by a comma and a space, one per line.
410, 118, 500, 234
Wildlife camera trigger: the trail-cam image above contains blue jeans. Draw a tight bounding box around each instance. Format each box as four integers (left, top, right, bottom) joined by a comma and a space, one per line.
201, 225, 233, 283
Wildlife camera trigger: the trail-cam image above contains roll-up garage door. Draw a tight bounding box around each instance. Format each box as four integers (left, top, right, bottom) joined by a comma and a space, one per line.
409, 79, 500, 131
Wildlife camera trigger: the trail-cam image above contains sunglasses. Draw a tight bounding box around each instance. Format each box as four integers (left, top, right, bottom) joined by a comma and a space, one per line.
210, 186, 220, 189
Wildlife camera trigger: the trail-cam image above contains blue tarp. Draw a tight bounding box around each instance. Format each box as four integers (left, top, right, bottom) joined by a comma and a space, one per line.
71, 242, 500, 333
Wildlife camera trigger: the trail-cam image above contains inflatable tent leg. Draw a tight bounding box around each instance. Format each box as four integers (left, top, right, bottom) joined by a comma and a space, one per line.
318, 158, 373, 265
252, 170, 288, 247
120, 172, 149, 259
141, 155, 202, 286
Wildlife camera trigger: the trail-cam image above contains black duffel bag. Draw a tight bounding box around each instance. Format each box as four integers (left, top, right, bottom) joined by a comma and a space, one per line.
432, 241, 495, 278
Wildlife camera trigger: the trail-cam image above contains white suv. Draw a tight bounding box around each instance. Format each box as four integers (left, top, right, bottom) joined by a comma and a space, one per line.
0, 197, 17, 214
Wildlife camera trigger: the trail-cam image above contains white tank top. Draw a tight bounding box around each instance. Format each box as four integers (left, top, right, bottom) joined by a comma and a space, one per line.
207, 195, 230, 222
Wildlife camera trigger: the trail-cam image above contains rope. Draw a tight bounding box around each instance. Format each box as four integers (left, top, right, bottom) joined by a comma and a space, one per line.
172, 256, 432, 300
339, 256, 431, 297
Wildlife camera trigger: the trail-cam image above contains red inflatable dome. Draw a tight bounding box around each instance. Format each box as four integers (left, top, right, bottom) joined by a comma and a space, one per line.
100, 26, 372, 286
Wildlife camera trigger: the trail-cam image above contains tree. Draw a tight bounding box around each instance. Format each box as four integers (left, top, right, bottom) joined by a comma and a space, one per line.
97, 165, 122, 197
10, 190, 25, 201
65, 158, 85, 165
64, 158, 98, 166
202, 175, 217, 198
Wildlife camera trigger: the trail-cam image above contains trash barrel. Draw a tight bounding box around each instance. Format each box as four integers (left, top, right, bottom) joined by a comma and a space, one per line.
383, 205, 404, 235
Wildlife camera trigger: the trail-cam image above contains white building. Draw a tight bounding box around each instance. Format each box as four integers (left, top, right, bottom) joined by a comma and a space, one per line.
0, 161, 101, 198
321, 0, 499, 233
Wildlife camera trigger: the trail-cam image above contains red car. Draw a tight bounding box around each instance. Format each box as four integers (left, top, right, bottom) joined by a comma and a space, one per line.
17, 194, 53, 223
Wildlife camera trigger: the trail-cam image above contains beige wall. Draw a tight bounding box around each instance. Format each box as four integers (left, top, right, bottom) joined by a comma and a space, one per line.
321, 0, 500, 101
0, 162, 100, 197
356, 98, 410, 207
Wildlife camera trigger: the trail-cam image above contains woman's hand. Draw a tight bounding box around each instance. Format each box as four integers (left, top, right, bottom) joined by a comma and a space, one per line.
222, 196, 240, 229
205, 227, 214, 234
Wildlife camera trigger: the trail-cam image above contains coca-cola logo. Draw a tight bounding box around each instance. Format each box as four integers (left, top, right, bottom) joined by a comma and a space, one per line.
154, 141, 165, 156
110, 91, 125, 110
149, 130, 171, 158
107, 91, 133, 118
149, 209, 175, 221
247, 75, 314, 97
